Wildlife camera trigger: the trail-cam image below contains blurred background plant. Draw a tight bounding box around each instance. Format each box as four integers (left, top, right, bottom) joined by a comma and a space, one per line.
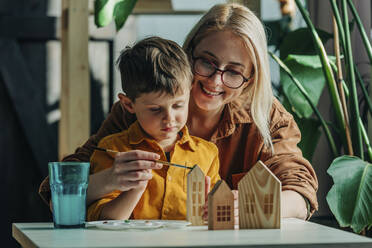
268, 0, 371, 235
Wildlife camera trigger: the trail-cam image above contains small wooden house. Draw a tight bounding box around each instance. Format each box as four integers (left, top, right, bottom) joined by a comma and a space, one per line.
238, 160, 281, 229
186, 165, 205, 226
208, 180, 234, 230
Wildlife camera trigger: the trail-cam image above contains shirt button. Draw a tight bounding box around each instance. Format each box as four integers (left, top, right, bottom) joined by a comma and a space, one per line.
168, 176, 172, 181
164, 209, 169, 215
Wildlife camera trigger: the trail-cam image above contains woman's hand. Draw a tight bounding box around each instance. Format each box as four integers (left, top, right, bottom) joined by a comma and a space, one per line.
202, 176, 211, 222
87, 150, 163, 205
281, 190, 308, 220
232, 190, 239, 228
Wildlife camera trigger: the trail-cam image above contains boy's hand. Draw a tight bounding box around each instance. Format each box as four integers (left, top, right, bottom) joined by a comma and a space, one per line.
107, 150, 163, 192
232, 190, 239, 228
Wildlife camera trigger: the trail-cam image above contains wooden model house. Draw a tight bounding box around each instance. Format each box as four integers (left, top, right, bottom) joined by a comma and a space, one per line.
186, 165, 205, 226
238, 161, 281, 229
208, 180, 234, 230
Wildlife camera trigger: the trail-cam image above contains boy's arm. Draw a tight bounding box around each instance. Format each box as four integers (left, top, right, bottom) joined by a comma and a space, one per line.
87, 179, 148, 221
100, 186, 146, 220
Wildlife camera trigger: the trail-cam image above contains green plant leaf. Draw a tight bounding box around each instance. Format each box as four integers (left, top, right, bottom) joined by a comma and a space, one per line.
94, 0, 137, 30
326, 156, 372, 233
280, 55, 336, 118
280, 28, 333, 60
296, 117, 321, 161
264, 16, 291, 48
113, 0, 137, 31
281, 95, 321, 162
95, 0, 118, 27
270, 51, 338, 157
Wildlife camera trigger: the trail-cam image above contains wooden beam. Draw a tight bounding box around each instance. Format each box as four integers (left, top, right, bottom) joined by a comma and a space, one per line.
60, 0, 90, 160
133, 0, 172, 14
87, 0, 205, 15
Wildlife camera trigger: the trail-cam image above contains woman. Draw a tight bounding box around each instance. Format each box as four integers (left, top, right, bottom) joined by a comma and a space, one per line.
40, 3, 318, 219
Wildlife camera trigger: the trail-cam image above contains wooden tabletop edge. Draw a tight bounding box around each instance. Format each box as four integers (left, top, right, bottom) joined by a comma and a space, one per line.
12, 223, 38, 248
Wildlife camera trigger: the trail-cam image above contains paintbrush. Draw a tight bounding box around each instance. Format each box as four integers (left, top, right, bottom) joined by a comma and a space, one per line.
92, 146, 194, 170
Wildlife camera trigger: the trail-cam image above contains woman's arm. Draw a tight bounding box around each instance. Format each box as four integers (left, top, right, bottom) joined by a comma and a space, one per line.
262, 99, 319, 219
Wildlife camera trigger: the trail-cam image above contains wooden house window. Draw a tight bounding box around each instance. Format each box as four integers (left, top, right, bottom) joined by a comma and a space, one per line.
199, 205, 203, 216
245, 194, 255, 214
264, 193, 273, 214
192, 181, 203, 216
216, 205, 231, 222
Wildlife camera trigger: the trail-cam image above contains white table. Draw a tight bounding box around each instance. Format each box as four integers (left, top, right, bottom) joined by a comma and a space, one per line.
12, 218, 372, 248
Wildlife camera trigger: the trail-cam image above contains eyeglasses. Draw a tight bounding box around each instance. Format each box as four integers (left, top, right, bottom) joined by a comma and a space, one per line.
192, 56, 251, 89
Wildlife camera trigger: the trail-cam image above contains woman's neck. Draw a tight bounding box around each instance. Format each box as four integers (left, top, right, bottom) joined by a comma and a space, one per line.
187, 98, 224, 140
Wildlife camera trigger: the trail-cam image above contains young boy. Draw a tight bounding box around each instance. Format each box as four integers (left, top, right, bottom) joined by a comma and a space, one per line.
87, 37, 220, 221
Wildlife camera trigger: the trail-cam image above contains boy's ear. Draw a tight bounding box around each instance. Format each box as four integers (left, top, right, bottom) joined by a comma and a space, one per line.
118, 93, 135, 113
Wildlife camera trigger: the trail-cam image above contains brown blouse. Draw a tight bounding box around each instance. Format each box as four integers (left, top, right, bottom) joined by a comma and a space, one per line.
39, 98, 318, 216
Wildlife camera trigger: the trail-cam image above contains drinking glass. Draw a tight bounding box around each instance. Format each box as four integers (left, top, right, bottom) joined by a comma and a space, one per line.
49, 162, 90, 228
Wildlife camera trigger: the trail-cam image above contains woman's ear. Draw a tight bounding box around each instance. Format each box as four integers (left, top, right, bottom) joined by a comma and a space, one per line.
118, 93, 135, 113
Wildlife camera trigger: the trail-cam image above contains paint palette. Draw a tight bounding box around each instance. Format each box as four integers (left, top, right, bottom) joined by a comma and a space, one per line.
154, 220, 191, 229
86, 220, 191, 230
88, 220, 162, 230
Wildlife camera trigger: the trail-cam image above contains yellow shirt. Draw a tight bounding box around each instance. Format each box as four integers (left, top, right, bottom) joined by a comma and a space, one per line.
87, 121, 220, 221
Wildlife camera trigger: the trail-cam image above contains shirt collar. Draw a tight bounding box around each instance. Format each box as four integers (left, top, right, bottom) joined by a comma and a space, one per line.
229, 98, 253, 124
210, 100, 252, 142
177, 125, 196, 152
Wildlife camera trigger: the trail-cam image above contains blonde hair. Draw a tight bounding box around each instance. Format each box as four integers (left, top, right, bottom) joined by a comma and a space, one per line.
183, 3, 274, 151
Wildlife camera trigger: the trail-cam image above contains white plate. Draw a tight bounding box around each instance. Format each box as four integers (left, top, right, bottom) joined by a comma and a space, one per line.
89, 220, 163, 230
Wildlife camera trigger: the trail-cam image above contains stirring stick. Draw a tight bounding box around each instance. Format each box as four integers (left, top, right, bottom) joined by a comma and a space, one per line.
92, 146, 194, 170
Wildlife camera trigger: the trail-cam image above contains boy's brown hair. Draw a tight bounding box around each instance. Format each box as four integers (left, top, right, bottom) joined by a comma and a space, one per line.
116, 36, 193, 101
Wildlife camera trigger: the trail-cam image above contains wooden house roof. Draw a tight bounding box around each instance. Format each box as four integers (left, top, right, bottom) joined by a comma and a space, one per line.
209, 180, 232, 197
188, 164, 204, 177
239, 160, 280, 186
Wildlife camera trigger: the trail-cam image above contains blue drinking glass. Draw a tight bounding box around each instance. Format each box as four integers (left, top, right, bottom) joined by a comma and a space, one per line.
48, 162, 90, 228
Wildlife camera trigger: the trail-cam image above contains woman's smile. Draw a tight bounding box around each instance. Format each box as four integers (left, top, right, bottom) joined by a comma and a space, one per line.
199, 81, 225, 97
